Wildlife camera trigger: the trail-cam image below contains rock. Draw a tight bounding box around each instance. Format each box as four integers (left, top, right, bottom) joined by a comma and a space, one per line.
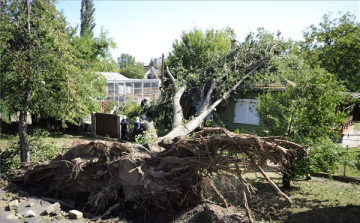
16, 213, 23, 218
7, 213, 19, 219
26, 202, 34, 207
8, 199, 19, 210
42, 202, 61, 215
24, 210, 36, 218
69, 210, 83, 219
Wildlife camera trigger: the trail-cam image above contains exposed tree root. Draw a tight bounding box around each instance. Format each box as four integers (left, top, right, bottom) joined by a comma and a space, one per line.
9, 128, 305, 223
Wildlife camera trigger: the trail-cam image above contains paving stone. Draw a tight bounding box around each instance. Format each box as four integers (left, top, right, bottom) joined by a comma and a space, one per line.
43, 202, 61, 215
69, 210, 83, 219
8, 199, 19, 210
7, 213, 18, 219
24, 210, 36, 218
26, 202, 34, 207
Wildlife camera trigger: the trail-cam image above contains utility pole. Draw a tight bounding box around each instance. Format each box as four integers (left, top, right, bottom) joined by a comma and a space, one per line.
161, 53, 165, 97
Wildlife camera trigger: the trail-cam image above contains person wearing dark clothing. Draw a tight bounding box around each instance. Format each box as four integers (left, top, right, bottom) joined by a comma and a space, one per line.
120, 116, 129, 141
141, 98, 149, 113
133, 117, 143, 138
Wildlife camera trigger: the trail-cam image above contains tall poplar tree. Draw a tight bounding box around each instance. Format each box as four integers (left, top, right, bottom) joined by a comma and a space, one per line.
80, 0, 95, 37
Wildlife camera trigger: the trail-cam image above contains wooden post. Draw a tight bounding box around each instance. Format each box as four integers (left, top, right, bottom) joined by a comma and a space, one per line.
91, 112, 96, 138
117, 115, 121, 140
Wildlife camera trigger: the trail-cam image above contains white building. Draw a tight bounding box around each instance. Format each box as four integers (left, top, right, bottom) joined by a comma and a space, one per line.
100, 72, 160, 104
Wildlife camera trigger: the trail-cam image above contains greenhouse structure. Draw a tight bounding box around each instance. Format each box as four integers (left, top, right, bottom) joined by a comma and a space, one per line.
99, 72, 161, 105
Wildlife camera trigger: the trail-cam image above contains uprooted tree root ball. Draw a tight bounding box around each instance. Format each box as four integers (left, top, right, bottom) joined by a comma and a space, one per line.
9, 128, 306, 223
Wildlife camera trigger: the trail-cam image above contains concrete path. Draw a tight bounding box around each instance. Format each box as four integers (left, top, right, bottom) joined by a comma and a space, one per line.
340, 129, 360, 148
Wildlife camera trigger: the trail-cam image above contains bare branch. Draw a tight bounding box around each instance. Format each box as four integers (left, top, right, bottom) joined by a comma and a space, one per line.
166, 66, 176, 86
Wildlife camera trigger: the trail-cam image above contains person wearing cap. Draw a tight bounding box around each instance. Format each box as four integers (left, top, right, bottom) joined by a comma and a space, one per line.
133, 117, 143, 138
120, 116, 129, 141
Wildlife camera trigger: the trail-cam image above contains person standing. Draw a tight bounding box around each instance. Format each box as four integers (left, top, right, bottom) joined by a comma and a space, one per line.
120, 116, 129, 141
133, 117, 143, 138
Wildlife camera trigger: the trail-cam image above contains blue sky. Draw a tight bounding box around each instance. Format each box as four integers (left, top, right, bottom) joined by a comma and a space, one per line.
56, 1, 360, 64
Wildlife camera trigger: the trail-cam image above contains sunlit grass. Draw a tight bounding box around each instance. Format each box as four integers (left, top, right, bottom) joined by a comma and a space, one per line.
213, 172, 360, 223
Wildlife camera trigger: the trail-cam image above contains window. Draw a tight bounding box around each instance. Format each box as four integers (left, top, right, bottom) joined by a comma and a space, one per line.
234, 99, 259, 125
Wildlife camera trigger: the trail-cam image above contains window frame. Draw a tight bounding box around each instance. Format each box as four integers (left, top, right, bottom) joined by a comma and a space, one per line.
234, 99, 260, 125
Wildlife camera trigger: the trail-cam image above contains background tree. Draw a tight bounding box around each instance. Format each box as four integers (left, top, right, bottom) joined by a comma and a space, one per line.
0, 0, 106, 163
117, 53, 145, 79
69, 27, 118, 72
151, 28, 285, 139
257, 55, 348, 187
299, 12, 360, 92
148, 57, 154, 66
80, 0, 95, 37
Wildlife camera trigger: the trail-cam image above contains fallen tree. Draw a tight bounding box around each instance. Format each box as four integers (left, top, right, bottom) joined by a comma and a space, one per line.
8, 29, 307, 223
10, 128, 305, 223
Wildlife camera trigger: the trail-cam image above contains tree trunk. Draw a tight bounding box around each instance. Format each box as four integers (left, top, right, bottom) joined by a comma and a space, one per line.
282, 173, 291, 189
163, 58, 268, 140
18, 111, 30, 163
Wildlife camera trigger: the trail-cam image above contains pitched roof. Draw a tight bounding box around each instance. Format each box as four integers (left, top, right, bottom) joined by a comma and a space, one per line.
99, 72, 129, 81
145, 66, 162, 79
248, 78, 296, 91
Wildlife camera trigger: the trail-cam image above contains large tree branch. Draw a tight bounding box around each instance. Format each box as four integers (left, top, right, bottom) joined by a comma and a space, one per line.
163, 56, 269, 140
172, 85, 186, 129
166, 67, 187, 129
166, 66, 176, 87
199, 69, 226, 114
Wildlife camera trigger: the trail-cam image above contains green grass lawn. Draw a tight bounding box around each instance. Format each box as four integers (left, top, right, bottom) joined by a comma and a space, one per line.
0, 132, 97, 172
216, 173, 360, 223
354, 121, 360, 131
0, 133, 94, 152
335, 146, 360, 179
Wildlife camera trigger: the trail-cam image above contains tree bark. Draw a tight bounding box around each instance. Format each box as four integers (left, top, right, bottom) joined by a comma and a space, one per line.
18, 111, 30, 163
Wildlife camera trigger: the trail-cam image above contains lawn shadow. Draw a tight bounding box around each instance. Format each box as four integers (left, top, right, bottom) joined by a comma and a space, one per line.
214, 174, 303, 222
285, 205, 360, 223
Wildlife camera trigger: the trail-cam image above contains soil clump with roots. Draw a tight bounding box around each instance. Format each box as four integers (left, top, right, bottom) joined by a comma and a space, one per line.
8, 128, 305, 223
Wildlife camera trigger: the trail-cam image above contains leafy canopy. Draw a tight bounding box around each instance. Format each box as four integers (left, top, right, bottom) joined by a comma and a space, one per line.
257, 54, 348, 175
299, 12, 360, 92
68, 27, 118, 72
0, 0, 106, 124
117, 53, 145, 79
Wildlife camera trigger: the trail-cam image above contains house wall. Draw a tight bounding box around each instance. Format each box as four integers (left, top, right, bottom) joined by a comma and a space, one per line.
216, 91, 268, 133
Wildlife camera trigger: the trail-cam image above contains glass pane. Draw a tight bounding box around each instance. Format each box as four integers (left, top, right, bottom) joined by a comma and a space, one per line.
247, 101, 259, 125
134, 89, 142, 94
126, 86, 132, 94
234, 101, 247, 124
134, 95, 142, 104
135, 82, 142, 88
152, 82, 159, 88
118, 95, 124, 103
107, 83, 114, 90
144, 82, 150, 88
118, 84, 124, 94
